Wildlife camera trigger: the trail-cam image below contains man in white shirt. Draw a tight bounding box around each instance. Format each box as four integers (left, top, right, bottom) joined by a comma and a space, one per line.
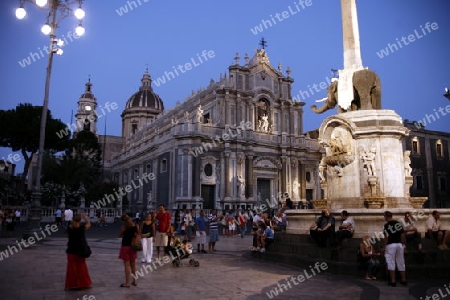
63, 208, 73, 232
14, 209, 21, 226
335, 210, 354, 248
426, 210, 449, 250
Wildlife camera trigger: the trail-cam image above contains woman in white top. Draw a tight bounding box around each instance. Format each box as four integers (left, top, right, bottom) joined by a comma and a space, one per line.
360, 236, 381, 280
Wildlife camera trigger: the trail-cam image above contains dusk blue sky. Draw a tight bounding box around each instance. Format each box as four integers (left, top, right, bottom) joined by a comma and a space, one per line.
1, 0, 449, 175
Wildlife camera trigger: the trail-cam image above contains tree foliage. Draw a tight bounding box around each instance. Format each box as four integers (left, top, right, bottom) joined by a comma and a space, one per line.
42, 129, 103, 206
0, 103, 69, 188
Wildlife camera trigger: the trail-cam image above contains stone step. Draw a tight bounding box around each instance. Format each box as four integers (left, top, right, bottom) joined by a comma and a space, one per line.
249, 250, 450, 280
258, 233, 450, 279
271, 241, 449, 264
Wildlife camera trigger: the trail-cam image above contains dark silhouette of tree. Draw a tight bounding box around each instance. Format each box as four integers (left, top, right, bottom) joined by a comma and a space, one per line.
0, 103, 69, 190
42, 129, 102, 206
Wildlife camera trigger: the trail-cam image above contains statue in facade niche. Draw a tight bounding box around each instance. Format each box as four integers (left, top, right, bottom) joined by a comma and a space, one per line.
292, 180, 300, 199
237, 175, 246, 198
361, 146, 377, 176
259, 114, 269, 132
319, 165, 326, 183
196, 105, 204, 123
404, 150, 412, 176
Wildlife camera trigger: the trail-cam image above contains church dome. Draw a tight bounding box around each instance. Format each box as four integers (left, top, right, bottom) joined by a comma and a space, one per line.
125, 69, 164, 111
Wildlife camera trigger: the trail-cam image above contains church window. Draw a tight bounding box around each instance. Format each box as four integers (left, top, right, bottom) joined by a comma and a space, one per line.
132, 124, 138, 135
436, 140, 443, 158
306, 171, 311, 182
415, 175, 423, 190
411, 138, 420, 155
204, 163, 213, 177
161, 159, 167, 173
203, 113, 210, 124
83, 119, 90, 131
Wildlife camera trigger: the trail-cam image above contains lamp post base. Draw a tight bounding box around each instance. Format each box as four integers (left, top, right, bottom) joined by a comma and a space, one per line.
23, 190, 42, 240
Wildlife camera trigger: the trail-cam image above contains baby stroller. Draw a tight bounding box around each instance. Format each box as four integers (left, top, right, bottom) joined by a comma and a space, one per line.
165, 236, 199, 267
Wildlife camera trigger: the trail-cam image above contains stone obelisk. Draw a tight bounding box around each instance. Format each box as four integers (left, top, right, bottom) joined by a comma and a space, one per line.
338, 0, 364, 110
341, 0, 363, 69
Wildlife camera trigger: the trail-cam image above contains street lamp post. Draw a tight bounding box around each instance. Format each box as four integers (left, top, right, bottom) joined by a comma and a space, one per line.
15, 0, 85, 238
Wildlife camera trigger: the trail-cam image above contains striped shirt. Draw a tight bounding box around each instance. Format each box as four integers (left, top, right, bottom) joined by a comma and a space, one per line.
208, 214, 219, 230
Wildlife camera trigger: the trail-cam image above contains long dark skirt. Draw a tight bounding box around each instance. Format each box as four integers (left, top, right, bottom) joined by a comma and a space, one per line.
65, 253, 92, 290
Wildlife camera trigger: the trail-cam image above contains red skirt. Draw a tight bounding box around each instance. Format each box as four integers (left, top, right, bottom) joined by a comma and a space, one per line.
119, 246, 137, 261
65, 254, 92, 290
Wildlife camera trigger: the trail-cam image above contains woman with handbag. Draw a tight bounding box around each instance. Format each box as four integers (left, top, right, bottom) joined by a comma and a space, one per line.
140, 212, 155, 263
118, 214, 139, 287
65, 213, 92, 291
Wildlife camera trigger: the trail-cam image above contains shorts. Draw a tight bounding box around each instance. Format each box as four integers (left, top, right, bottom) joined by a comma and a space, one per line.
384, 243, 405, 271
118, 246, 137, 262
196, 231, 206, 244
155, 231, 168, 247
229, 224, 236, 231
209, 229, 219, 243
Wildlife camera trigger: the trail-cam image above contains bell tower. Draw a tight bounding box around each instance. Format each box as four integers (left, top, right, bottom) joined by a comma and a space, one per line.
75, 77, 98, 134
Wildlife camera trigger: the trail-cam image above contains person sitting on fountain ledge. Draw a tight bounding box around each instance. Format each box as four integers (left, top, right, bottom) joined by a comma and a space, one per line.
309, 209, 335, 247
426, 210, 450, 250
334, 210, 355, 249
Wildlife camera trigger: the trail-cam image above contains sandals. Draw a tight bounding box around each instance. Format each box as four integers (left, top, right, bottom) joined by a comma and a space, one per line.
132, 281, 137, 287
365, 277, 372, 280
120, 284, 130, 288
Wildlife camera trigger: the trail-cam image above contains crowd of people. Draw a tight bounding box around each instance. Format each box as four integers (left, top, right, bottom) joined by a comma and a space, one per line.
0, 207, 22, 237
4, 201, 447, 291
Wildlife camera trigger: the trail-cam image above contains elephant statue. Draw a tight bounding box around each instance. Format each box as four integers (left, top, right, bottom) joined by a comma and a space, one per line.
311, 69, 382, 114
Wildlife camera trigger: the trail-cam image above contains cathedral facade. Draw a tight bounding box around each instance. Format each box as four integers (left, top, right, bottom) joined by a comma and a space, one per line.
106, 50, 323, 212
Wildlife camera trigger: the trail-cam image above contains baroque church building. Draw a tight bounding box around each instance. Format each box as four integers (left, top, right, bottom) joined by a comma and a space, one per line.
97, 49, 323, 212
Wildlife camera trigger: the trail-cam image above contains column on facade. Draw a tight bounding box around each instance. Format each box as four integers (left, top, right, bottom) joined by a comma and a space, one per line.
246, 153, 254, 201
224, 151, 231, 200
280, 103, 286, 134
314, 161, 321, 200
220, 152, 225, 204
169, 151, 175, 209
248, 99, 254, 132
193, 156, 201, 199
286, 157, 291, 196
225, 92, 230, 126
187, 151, 193, 199
298, 107, 304, 135
137, 164, 143, 206
236, 94, 241, 125
281, 156, 287, 194
153, 160, 158, 203
299, 162, 305, 200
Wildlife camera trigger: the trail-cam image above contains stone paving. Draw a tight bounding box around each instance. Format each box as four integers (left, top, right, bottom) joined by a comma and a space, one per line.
0, 224, 448, 300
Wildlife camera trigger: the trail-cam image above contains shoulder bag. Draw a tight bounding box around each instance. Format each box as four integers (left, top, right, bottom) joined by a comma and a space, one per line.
131, 228, 143, 251
78, 234, 91, 258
